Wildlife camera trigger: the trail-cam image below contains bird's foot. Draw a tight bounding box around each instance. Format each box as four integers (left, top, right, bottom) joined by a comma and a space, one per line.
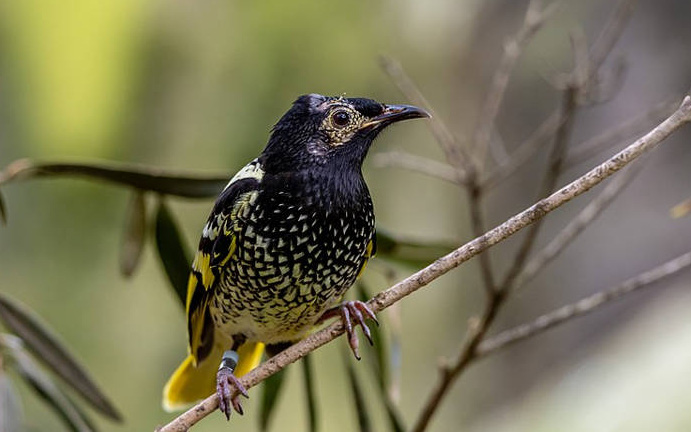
318, 300, 379, 360
216, 350, 249, 420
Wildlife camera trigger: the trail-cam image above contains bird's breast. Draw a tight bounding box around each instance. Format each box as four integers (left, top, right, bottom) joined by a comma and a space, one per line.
211, 177, 375, 343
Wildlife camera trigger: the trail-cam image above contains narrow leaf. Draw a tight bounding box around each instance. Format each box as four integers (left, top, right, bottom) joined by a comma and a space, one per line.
154, 199, 191, 307
1, 334, 96, 432
0, 190, 6, 225
344, 359, 372, 432
0, 365, 23, 432
0, 159, 228, 198
119, 191, 147, 277
0, 294, 122, 421
259, 369, 287, 431
301, 355, 319, 432
375, 229, 456, 267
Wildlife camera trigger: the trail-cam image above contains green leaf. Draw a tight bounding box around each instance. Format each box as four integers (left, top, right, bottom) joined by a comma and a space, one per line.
1, 334, 97, 432
0, 365, 23, 432
0, 189, 6, 225
301, 355, 319, 432
0, 159, 228, 199
154, 199, 191, 308
259, 369, 286, 432
0, 294, 122, 421
119, 191, 147, 278
344, 359, 372, 432
375, 229, 456, 267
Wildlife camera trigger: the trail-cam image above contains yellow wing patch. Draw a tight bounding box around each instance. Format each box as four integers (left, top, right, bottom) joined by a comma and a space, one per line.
195, 252, 215, 290
356, 238, 376, 279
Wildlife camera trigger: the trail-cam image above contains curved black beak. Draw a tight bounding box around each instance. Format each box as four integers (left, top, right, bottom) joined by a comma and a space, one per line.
361, 104, 431, 129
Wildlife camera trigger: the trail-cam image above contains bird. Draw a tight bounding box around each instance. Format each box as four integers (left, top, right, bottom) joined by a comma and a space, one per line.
162, 93, 429, 418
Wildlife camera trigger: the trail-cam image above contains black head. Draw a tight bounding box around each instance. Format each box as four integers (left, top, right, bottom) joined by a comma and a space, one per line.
260, 94, 429, 174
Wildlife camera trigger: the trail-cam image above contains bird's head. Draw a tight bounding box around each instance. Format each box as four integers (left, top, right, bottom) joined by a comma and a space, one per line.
260, 93, 429, 174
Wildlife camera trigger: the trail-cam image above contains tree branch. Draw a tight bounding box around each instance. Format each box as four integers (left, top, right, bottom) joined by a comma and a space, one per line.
409, 94, 690, 432
565, 99, 676, 167
477, 250, 691, 357
379, 56, 472, 183
472, 0, 559, 166
372, 151, 460, 185
157, 96, 691, 432
514, 161, 643, 290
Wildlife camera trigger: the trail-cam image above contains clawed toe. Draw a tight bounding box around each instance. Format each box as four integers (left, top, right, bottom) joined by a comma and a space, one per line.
216, 351, 249, 420
319, 300, 378, 360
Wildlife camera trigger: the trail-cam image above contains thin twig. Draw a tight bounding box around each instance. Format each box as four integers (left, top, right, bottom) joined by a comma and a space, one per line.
158, 96, 691, 432
409, 95, 691, 432
477, 250, 691, 357
480, 110, 563, 191
589, 0, 637, 77
514, 161, 643, 290
472, 0, 560, 167
379, 56, 472, 183
468, 181, 497, 295
565, 99, 676, 167
372, 151, 460, 184
500, 84, 579, 290
481, 98, 673, 190
479, 0, 636, 192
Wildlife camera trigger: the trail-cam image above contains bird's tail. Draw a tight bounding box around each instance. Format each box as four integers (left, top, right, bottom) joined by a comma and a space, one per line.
162, 341, 265, 412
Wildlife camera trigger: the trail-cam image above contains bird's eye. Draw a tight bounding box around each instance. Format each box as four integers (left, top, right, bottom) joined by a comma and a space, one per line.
331, 110, 351, 128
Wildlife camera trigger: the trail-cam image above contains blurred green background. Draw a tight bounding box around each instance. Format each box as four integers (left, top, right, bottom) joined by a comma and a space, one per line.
1, 0, 691, 431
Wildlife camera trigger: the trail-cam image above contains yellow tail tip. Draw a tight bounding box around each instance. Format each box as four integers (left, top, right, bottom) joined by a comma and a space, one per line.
162, 342, 265, 412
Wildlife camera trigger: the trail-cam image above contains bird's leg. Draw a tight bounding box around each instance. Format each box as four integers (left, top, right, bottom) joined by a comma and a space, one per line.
216, 349, 249, 420
317, 300, 379, 360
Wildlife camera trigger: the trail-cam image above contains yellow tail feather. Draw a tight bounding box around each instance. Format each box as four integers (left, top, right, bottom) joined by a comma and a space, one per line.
162, 341, 265, 412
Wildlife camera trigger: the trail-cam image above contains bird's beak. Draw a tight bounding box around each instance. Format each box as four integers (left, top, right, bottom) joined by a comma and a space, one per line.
361, 104, 430, 129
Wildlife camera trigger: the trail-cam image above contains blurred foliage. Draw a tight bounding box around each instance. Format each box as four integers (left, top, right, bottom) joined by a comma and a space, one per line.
0, 294, 122, 431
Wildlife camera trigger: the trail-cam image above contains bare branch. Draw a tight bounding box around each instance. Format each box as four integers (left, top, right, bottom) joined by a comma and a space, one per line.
565, 99, 677, 167
472, 0, 560, 167
480, 110, 562, 191
158, 96, 691, 432
409, 95, 691, 432
514, 161, 644, 290
372, 151, 460, 184
379, 56, 473, 183
477, 250, 691, 357
589, 0, 636, 76
479, 0, 636, 192
500, 84, 579, 291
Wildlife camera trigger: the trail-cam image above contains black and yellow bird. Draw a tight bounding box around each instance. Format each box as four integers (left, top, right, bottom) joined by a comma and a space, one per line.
162, 93, 429, 417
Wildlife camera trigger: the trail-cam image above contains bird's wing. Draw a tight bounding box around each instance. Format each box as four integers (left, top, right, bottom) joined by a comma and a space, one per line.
186, 160, 264, 363
356, 231, 377, 280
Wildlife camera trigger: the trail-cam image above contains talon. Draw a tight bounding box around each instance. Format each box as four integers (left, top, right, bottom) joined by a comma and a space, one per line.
216, 351, 249, 419
318, 300, 378, 360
